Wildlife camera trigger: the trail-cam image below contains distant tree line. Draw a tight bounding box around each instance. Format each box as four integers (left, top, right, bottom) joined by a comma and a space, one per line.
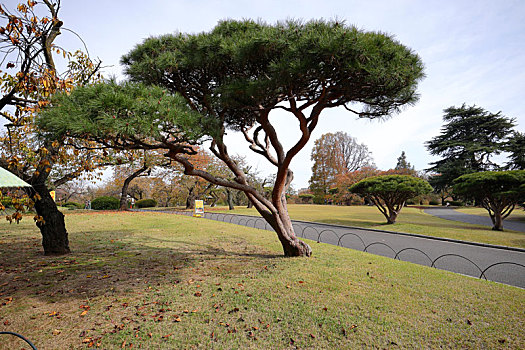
305, 104, 524, 230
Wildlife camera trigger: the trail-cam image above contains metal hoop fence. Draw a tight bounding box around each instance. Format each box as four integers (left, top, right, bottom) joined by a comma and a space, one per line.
147, 210, 525, 287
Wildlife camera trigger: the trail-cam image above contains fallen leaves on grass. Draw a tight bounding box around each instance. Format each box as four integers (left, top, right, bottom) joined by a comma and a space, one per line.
342, 324, 358, 336
1, 297, 13, 308
79, 304, 90, 316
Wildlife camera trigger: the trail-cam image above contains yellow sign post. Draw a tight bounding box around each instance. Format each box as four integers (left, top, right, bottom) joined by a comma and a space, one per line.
49, 190, 56, 202
194, 200, 204, 217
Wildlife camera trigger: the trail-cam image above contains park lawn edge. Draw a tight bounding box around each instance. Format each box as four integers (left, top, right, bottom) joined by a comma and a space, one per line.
174, 204, 525, 248
0, 211, 523, 349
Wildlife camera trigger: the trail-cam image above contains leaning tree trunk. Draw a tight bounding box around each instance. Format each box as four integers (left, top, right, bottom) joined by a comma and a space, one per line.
119, 165, 149, 210
270, 208, 311, 256
30, 183, 70, 255
248, 192, 312, 257
169, 151, 311, 257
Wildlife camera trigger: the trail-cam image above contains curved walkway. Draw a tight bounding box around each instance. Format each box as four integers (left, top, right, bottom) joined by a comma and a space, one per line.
424, 207, 525, 233
141, 209, 525, 289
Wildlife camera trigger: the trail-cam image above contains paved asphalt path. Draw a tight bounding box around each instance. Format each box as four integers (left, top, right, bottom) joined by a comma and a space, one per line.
144, 210, 525, 289
424, 207, 525, 233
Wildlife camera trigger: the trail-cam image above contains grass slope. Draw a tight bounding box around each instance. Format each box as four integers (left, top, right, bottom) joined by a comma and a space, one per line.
211, 205, 525, 248
0, 212, 523, 349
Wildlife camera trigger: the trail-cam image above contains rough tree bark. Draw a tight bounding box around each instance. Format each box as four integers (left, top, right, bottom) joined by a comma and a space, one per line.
29, 182, 70, 255
17, 140, 71, 255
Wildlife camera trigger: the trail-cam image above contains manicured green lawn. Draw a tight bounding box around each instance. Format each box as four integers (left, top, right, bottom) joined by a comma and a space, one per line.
456, 207, 525, 221
211, 204, 525, 248
0, 212, 523, 349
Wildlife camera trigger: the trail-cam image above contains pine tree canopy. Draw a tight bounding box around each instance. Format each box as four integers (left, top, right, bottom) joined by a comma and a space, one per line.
121, 19, 425, 129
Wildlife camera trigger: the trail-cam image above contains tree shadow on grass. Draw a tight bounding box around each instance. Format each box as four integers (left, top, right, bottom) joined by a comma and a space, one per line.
0, 230, 281, 304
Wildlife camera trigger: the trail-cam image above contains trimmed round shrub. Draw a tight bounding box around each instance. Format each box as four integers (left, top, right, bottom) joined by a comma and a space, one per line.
91, 196, 119, 210
429, 200, 440, 205
298, 193, 314, 204
136, 198, 157, 208
64, 201, 83, 210
449, 200, 464, 206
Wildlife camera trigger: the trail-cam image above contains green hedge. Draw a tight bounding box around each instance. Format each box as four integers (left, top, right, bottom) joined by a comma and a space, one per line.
91, 196, 120, 210
313, 196, 325, 205
136, 198, 157, 208
63, 201, 83, 210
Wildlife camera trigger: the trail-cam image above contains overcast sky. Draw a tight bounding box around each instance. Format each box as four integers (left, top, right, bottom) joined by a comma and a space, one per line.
7, 0, 524, 189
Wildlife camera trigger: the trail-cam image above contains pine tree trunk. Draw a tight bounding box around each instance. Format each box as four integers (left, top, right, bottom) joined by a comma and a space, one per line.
386, 210, 398, 224
271, 210, 311, 257
491, 211, 504, 231
252, 194, 311, 257
31, 183, 70, 255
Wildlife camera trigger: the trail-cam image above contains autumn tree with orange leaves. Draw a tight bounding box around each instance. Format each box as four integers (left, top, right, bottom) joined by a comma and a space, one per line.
0, 1, 102, 255
309, 132, 375, 203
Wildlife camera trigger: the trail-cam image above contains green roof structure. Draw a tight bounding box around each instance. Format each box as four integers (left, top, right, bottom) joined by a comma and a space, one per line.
0, 167, 31, 188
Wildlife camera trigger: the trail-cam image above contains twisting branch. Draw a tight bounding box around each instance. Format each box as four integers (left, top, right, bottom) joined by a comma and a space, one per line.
241, 125, 278, 166
257, 108, 285, 165
169, 151, 275, 211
